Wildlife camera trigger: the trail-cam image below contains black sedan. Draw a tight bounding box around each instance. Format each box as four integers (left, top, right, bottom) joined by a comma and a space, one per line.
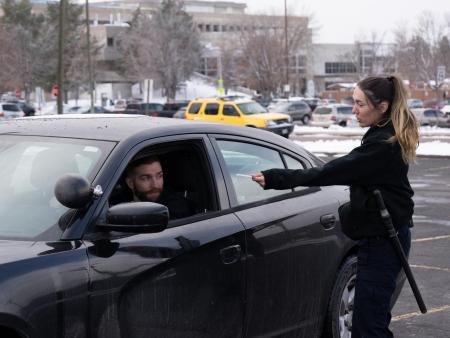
0, 115, 399, 338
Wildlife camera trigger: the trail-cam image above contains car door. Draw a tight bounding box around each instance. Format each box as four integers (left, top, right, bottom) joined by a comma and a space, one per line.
201, 103, 221, 123
211, 136, 342, 337
84, 135, 246, 338
221, 103, 243, 125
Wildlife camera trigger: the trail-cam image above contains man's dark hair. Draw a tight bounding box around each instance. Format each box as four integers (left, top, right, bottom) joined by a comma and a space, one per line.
125, 156, 161, 177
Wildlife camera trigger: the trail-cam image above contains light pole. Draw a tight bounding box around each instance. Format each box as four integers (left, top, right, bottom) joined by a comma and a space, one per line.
284, 0, 289, 98
85, 0, 95, 114
57, 0, 66, 114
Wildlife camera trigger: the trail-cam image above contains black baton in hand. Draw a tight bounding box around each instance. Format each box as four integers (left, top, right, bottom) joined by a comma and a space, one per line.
373, 189, 427, 314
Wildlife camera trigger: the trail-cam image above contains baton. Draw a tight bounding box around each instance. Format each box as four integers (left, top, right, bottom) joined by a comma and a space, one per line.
373, 189, 427, 314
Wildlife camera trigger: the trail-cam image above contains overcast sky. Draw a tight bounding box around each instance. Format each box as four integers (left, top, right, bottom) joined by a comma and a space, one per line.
238, 0, 450, 44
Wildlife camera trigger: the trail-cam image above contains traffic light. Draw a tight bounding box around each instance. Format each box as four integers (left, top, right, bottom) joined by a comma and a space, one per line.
52, 85, 59, 97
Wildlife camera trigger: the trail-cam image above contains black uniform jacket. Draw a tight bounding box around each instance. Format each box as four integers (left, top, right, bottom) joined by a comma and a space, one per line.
262, 120, 414, 234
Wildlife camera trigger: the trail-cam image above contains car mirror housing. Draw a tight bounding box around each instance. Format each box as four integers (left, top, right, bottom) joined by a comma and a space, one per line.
99, 202, 168, 233
55, 173, 93, 209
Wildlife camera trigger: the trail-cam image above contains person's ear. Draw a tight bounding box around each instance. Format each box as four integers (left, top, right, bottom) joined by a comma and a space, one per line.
379, 101, 389, 114
125, 177, 134, 190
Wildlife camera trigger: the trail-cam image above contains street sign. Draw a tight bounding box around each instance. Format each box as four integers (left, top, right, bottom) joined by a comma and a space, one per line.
437, 65, 446, 84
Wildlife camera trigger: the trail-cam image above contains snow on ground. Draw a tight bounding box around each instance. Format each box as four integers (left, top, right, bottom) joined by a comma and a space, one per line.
293, 124, 450, 137
294, 139, 450, 157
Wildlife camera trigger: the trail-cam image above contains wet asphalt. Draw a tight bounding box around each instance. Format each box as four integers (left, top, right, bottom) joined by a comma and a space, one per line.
391, 156, 450, 338
319, 155, 450, 337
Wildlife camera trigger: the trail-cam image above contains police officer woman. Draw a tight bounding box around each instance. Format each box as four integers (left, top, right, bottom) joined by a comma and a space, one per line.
252, 75, 419, 337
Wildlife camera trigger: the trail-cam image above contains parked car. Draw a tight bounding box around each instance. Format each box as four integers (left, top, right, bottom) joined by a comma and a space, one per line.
185, 97, 294, 137
6, 100, 35, 116
67, 106, 113, 114
411, 108, 450, 127
318, 98, 337, 106
271, 100, 312, 124
311, 104, 354, 127
113, 98, 128, 110
302, 97, 320, 111
0, 115, 405, 337
162, 100, 191, 118
124, 102, 165, 116
407, 98, 424, 109
172, 106, 187, 119
0, 102, 24, 120
441, 105, 450, 117
423, 99, 447, 109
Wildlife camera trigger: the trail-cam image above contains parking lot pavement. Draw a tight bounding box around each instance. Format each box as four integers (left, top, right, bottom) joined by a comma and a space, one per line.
390, 156, 450, 337
318, 155, 450, 337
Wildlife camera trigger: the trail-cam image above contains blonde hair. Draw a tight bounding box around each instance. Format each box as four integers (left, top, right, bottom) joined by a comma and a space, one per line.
357, 75, 419, 163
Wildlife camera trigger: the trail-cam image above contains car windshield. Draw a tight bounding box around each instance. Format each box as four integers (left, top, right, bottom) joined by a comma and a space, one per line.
314, 107, 332, 114
272, 102, 291, 112
0, 136, 113, 240
237, 102, 268, 115
337, 106, 353, 114
3, 104, 20, 112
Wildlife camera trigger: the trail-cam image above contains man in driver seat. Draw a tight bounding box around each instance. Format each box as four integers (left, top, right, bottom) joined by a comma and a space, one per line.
125, 156, 194, 220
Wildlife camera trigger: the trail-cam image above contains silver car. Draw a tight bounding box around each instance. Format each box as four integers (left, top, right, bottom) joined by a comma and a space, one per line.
271, 100, 312, 124
0, 102, 24, 120
411, 108, 450, 128
311, 104, 354, 127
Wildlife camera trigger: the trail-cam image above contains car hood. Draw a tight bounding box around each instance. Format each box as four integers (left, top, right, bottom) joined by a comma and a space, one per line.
251, 112, 290, 120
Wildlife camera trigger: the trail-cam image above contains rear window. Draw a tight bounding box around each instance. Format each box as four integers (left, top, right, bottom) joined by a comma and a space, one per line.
314, 107, 332, 114
188, 103, 201, 114
337, 106, 353, 114
2, 104, 20, 112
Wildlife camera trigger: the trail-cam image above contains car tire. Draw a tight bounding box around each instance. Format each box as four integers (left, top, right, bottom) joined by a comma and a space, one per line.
322, 255, 357, 338
302, 115, 311, 125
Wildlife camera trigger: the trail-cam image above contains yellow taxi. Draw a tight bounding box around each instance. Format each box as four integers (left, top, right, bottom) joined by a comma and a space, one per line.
185, 97, 294, 137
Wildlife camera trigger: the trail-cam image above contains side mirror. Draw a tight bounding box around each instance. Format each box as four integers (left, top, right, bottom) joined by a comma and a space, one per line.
98, 202, 168, 233
55, 173, 93, 209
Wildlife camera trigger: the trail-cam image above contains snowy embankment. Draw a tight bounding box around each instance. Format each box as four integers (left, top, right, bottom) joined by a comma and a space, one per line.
293, 125, 450, 157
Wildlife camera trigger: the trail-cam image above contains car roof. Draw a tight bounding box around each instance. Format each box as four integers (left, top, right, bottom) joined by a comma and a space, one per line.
0, 114, 300, 148
190, 97, 254, 105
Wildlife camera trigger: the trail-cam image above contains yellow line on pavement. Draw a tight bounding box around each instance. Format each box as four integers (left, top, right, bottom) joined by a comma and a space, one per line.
413, 235, 450, 242
410, 264, 450, 273
392, 305, 450, 322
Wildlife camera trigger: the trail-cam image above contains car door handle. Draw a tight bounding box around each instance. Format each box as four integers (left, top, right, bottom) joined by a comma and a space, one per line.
220, 244, 241, 265
320, 214, 336, 229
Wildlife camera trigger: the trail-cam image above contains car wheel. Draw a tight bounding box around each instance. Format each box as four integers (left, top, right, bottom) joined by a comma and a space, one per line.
302, 115, 311, 125
323, 255, 357, 338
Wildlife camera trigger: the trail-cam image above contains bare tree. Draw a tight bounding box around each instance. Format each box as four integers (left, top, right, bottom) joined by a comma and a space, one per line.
119, 0, 202, 101
0, 25, 22, 91
395, 11, 448, 85
236, 14, 312, 98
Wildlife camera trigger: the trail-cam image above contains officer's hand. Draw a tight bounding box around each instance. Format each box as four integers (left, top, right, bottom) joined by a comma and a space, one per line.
252, 173, 265, 188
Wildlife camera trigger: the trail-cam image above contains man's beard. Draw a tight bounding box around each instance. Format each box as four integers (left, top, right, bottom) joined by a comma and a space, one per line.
135, 188, 162, 202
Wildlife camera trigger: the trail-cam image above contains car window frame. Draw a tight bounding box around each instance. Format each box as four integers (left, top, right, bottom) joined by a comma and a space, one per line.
81, 134, 230, 239
204, 103, 220, 116
208, 134, 320, 209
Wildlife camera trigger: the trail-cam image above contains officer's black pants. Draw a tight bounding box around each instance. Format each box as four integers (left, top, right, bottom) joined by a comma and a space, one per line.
352, 225, 411, 338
